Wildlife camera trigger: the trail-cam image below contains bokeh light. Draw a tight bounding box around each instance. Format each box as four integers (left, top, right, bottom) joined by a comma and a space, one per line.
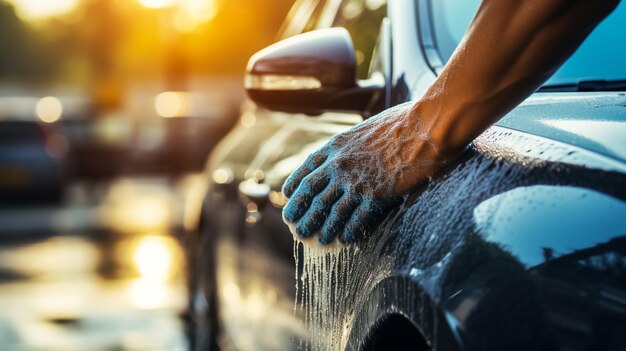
240, 111, 256, 128
137, 0, 177, 9
133, 236, 173, 280
128, 278, 169, 309
8, 0, 78, 20
45, 133, 70, 158
212, 168, 232, 184
126, 235, 182, 309
99, 179, 174, 233
173, 0, 219, 32
35, 96, 63, 123
154, 91, 190, 118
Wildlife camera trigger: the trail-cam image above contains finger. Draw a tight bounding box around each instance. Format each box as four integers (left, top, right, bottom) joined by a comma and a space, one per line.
317, 193, 360, 244
337, 203, 369, 244
338, 197, 400, 244
336, 199, 379, 244
283, 171, 330, 223
282, 152, 328, 198
294, 184, 344, 238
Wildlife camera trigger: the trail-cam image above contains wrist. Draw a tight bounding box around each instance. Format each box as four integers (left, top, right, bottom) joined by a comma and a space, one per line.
409, 97, 470, 160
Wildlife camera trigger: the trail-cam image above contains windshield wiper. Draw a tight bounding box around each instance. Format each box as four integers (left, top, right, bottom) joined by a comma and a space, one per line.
538, 79, 626, 92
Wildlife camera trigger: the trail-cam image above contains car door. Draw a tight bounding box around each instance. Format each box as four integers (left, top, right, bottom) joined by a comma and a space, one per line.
210, 1, 391, 350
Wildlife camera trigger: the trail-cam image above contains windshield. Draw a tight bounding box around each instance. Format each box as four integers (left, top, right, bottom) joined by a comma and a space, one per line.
430, 0, 626, 86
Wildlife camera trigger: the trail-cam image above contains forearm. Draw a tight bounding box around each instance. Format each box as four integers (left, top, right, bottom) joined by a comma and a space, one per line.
413, 0, 620, 156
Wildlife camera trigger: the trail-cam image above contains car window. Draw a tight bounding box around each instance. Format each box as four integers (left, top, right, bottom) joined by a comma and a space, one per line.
430, 0, 626, 86
278, 0, 328, 39
333, 0, 387, 79
303, 0, 328, 33
0, 122, 45, 145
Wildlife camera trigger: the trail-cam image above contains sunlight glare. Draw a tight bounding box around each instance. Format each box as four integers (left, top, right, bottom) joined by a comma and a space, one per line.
126, 235, 184, 309
138, 0, 177, 9
103, 195, 171, 232
173, 0, 218, 32
9, 0, 78, 21
128, 278, 168, 309
133, 236, 174, 281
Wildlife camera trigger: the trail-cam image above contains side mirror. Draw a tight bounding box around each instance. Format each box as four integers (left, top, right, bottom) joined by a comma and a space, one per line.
245, 28, 383, 116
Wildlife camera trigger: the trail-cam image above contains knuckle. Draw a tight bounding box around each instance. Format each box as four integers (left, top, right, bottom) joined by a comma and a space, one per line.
312, 152, 327, 163
282, 179, 291, 189
283, 209, 296, 222
322, 214, 340, 231
329, 159, 350, 173
287, 194, 302, 207
321, 191, 339, 204
330, 133, 348, 145
305, 152, 326, 168
323, 225, 339, 237
352, 183, 364, 193
285, 197, 306, 216
318, 231, 335, 244
324, 215, 339, 229
336, 199, 352, 213
301, 176, 314, 188
340, 231, 357, 244
284, 202, 298, 217
282, 180, 295, 193
336, 158, 350, 169
304, 153, 316, 164
295, 224, 310, 237
311, 196, 326, 209
346, 221, 360, 232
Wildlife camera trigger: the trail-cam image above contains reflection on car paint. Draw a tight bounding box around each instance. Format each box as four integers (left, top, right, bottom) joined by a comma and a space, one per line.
541, 119, 626, 161
498, 93, 626, 165
474, 185, 626, 267
216, 239, 308, 350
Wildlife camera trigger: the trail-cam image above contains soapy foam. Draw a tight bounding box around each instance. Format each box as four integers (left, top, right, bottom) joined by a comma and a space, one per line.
286, 217, 345, 249
297, 243, 357, 350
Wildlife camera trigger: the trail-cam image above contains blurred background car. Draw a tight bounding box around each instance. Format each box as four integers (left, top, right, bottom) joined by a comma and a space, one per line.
0, 0, 293, 349
0, 118, 67, 204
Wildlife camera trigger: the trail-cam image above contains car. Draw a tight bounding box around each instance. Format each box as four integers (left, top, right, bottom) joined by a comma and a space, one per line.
0, 119, 67, 204
184, 0, 626, 350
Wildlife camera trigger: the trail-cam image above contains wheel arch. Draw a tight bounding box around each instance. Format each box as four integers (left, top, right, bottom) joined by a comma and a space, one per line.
345, 276, 463, 351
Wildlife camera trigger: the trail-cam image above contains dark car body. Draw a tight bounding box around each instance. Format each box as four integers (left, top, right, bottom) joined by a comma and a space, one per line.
185, 1, 626, 350
0, 120, 66, 204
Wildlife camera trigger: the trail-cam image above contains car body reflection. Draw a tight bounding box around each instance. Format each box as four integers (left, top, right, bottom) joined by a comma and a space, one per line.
435, 184, 626, 350
474, 185, 626, 267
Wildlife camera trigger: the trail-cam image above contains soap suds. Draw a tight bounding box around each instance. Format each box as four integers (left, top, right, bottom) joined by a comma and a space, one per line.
296, 242, 357, 350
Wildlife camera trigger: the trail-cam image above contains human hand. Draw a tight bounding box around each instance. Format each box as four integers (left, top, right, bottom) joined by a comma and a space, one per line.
282, 102, 451, 245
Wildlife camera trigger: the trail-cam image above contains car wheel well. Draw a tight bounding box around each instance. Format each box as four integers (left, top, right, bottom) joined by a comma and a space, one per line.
363, 314, 431, 351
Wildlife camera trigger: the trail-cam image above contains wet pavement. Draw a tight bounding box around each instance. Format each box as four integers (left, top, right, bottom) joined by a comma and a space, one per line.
0, 175, 202, 350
